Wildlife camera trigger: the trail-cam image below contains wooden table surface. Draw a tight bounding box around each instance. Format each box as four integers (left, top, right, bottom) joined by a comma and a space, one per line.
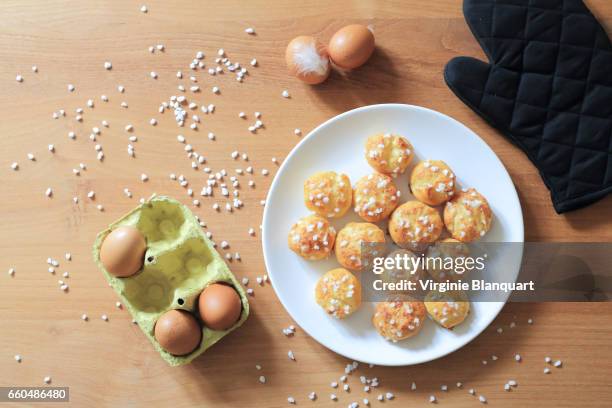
1, 1, 611, 407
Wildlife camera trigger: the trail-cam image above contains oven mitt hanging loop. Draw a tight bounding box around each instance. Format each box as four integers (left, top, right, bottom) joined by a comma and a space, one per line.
444, 0, 612, 213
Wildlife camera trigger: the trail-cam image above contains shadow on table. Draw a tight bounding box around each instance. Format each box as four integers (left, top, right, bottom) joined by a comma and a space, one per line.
307, 47, 404, 112
183, 309, 277, 404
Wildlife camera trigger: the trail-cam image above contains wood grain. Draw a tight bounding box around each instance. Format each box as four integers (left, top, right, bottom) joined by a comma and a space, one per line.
0, 1, 611, 407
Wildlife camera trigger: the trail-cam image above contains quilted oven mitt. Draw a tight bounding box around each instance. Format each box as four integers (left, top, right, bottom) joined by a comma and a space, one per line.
445, 0, 612, 213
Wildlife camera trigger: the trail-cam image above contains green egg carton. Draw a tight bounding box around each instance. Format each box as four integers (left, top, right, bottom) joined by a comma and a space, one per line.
92, 195, 249, 366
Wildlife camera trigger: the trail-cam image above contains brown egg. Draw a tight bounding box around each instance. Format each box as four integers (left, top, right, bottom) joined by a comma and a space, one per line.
285, 36, 331, 85
198, 283, 242, 331
328, 24, 375, 69
100, 226, 146, 278
154, 309, 202, 356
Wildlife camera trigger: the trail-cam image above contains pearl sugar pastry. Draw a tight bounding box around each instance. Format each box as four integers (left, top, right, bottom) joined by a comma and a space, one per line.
287, 129, 494, 343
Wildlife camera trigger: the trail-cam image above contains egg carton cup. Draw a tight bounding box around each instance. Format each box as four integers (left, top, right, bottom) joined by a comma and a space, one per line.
93, 195, 249, 366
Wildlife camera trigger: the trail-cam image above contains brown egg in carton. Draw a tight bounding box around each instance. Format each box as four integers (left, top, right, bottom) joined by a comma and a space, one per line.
92, 195, 249, 366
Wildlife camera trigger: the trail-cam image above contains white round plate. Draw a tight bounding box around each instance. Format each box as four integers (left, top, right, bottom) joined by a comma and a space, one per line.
262, 104, 524, 366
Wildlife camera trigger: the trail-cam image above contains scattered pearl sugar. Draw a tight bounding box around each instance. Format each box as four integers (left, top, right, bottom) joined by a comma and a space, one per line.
544, 367, 551, 374
429, 395, 436, 403
81, 314, 88, 321
140, 5, 148, 13
330, 394, 337, 401
554, 360, 563, 367
104, 61, 112, 70
288, 350, 295, 360
287, 396, 295, 404
308, 392, 316, 401
16, 75, 23, 82
545, 356, 552, 363
8, 268, 15, 276
479, 395, 487, 403
15, 354, 22, 363
515, 353, 522, 362
68, 84, 75, 92
11, 162, 18, 170
282, 90, 290, 98
101, 314, 108, 321
44, 376, 51, 384
259, 375, 266, 384
245, 27, 255, 34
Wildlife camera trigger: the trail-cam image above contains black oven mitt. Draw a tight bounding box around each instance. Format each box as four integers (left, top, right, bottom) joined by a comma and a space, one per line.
444, 0, 612, 213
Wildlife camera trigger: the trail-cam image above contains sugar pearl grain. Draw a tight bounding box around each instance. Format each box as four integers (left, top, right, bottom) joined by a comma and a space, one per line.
104, 61, 112, 70
245, 27, 255, 34
282, 90, 290, 98
44, 376, 51, 384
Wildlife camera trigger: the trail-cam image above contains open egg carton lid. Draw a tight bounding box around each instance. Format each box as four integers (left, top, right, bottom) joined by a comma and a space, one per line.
92, 194, 249, 366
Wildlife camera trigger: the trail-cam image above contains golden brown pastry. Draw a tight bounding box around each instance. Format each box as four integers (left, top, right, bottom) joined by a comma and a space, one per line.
335, 222, 386, 271
380, 249, 425, 286
410, 160, 456, 206
364, 133, 414, 176
424, 290, 470, 329
315, 268, 362, 319
288, 214, 336, 260
426, 238, 471, 282
372, 300, 426, 342
303, 171, 352, 218
443, 188, 493, 242
388, 201, 443, 249
353, 173, 400, 222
